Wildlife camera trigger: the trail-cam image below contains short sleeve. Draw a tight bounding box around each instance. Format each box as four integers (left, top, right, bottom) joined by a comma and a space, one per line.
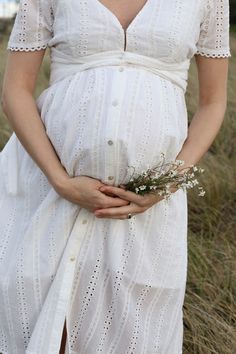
7, 0, 54, 52
196, 0, 231, 58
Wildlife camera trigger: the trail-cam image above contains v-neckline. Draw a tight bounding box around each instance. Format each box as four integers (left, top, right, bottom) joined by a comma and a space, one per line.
94, 0, 151, 33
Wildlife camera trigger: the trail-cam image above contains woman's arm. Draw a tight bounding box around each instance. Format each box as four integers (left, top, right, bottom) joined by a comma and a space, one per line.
1, 51, 129, 210
1, 50, 70, 188
175, 56, 229, 169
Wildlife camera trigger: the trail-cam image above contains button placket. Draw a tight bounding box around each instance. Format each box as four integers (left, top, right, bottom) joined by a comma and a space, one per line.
68, 211, 90, 263
45, 209, 91, 353
105, 69, 127, 184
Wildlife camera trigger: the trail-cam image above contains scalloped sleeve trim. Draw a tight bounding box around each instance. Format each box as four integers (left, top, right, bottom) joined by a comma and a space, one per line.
195, 48, 231, 58
7, 43, 48, 52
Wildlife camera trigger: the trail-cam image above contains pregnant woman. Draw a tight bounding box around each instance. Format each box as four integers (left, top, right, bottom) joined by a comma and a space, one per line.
0, 0, 230, 353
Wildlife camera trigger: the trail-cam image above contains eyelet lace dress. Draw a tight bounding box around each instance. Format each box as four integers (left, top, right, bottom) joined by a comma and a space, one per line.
0, 0, 230, 353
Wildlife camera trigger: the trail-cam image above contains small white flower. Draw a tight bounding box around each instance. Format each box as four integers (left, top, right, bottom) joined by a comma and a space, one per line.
176, 159, 185, 166
139, 185, 147, 191
165, 184, 171, 191
193, 166, 198, 172
150, 185, 157, 190
198, 190, 206, 197
185, 181, 193, 188
169, 170, 178, 177
135, 187, 140, 193
192, 179, 199, 186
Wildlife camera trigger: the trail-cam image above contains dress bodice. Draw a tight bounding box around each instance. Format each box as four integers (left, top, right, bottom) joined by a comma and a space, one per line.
7, 0, 231, 91
47, 0, 230, 61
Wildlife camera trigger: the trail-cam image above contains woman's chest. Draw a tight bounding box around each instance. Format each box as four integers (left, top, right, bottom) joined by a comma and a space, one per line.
51, 0, 206, 61
95, 0, 150, 31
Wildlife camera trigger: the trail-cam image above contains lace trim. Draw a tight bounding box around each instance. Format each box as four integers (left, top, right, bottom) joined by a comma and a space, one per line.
195, 50, 231, 58
7, 44, 48, 52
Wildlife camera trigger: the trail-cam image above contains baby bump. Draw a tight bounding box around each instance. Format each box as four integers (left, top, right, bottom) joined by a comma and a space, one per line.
37, 67, 188, 186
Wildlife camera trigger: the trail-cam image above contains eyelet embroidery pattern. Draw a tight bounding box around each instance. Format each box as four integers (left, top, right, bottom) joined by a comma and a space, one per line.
174, 85, 188, 143
70, 0, 89, 57
124, 214, 154, 354
136, 75, 153, 169
95, 224, 136, 353
169, 0, 183, 57
160, 79, 171, 154
76, 225, 111, 352
16, 248, 31, 349
121, 71, 140, 180
195, 50, 231, 58
0, 328, 9, 353
0, 204, 16, 266
196, 0, 231, 58
143, 204, 169, 353
72, 70, 96, 176
7, 0, 53, 52
88, 68, 107, 179
8, 44, 48, 52
106, 211, 153, 354
69, 234, 107, 350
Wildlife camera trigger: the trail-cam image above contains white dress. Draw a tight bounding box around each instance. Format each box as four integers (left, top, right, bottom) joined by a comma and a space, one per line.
0, 0, 230, 353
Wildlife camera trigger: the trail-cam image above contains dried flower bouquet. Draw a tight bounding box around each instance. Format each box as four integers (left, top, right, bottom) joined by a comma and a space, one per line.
121, 153, 205, 200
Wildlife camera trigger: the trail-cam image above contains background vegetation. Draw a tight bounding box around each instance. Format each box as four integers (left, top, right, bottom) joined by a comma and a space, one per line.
230, 0, 236, 25
0, 15, 236, 354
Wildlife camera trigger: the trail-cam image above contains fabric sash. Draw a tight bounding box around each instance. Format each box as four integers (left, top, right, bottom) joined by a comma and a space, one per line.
50, 49, 190, 91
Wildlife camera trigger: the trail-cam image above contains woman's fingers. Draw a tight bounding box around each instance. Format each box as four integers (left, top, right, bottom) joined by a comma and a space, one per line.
98, 191, 130, 208
94, 185, 167, 219
94, 203, 144, 219
99, 185, 146, 205
99, 185, 163, 207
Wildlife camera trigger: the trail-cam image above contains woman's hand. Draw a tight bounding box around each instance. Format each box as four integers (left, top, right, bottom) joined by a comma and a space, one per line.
54, 175, 130, 212
94, 185, 178, 220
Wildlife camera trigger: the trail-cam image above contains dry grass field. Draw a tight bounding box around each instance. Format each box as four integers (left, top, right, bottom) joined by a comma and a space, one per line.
0, 29, 236, 354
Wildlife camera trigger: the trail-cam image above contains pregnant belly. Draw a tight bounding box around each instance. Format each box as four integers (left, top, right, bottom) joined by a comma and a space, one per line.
37, 66, 188, 186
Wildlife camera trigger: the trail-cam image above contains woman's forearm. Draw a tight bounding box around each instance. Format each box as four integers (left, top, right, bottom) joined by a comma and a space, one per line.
1, 89, 70, 189
176, 101, 227, 169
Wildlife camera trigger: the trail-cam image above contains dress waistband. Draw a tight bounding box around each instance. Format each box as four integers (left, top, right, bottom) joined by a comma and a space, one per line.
49, 50, 190, 91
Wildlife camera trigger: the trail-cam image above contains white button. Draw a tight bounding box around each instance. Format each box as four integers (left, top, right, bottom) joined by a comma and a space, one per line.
108, 176, 114, 180
70, 256, 76, 262
107, 140, 114, 146
112, 100, 119, 107
82, 219, 87, 224
119, 67, 124, 72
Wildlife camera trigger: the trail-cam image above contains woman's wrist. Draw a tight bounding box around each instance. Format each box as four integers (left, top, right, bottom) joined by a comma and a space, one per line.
48, 168, 72, 192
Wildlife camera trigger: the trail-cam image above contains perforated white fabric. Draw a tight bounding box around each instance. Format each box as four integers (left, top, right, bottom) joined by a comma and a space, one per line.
0, 0, 231, 353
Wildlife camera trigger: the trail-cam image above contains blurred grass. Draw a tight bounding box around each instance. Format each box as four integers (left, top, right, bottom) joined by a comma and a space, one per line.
183, 33, 236, 354
0, 27, 236, 354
